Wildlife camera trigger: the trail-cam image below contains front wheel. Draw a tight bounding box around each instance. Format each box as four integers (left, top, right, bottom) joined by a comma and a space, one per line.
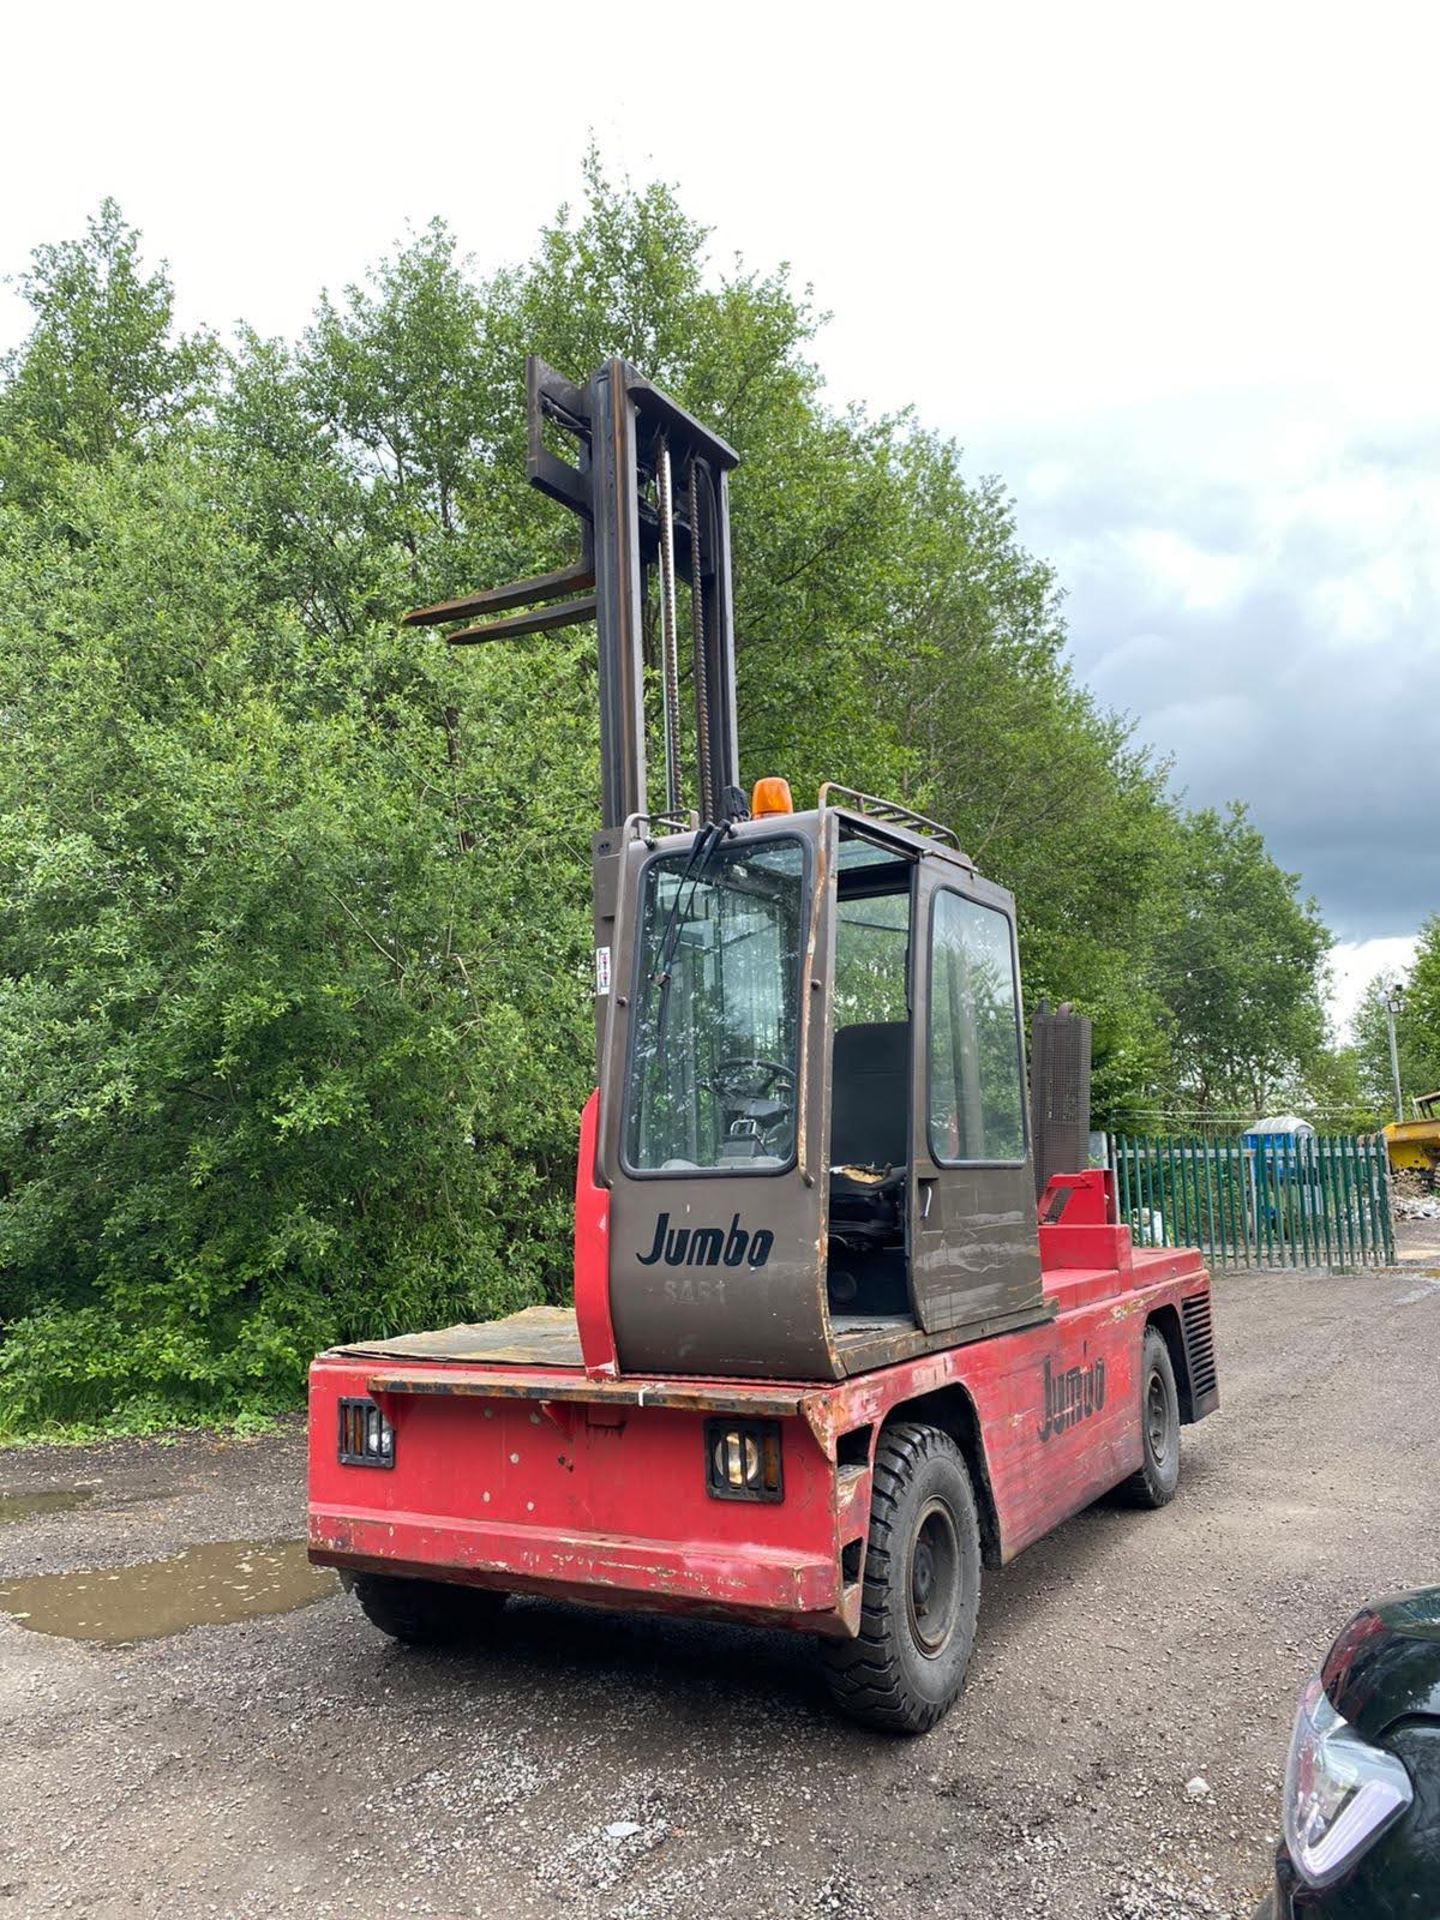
821, 1422, 981, 1735
348, 1571, 507, 1646
1119, 1326, 1181, 1508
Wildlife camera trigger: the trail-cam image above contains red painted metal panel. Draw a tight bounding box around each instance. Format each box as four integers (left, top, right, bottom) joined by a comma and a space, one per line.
1036, 1167, 1114, 1227
362, 1365, 808, 1417
312, 1513, 845, 1628
309, 1379, 862, 1632
571, 1090, 618, 1379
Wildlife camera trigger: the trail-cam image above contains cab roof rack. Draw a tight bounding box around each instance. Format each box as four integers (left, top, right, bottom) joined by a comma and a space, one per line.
817, 782, 961, 851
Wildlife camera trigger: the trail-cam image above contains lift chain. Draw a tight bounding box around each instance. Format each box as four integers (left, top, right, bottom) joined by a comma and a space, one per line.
655, 438, 683, 817
689, 455, 714, 823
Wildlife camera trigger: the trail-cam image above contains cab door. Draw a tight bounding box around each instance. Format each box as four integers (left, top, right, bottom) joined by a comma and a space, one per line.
907, 862, 1044, 1336
601, 814, 836, 1380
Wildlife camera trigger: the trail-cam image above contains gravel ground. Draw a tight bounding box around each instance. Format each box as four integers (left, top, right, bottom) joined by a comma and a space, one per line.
4, 1255, 1440, 1920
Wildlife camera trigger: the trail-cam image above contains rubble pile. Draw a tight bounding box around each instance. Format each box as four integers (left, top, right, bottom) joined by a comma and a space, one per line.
1390, 1167, 1434, 1200
1390, 1167, 1439, 1219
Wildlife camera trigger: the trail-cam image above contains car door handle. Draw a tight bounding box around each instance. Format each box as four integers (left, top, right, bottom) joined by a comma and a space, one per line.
918, 1177, 938, 1223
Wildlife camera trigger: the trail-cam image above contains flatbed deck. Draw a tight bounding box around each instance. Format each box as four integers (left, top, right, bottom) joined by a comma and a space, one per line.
337, 1305, 585, 1369
337, 1296, 1062, 1381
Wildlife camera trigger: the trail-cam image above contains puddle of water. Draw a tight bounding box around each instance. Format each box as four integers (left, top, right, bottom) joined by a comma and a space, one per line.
0, 1539, 338, 1644
0, 1489, 95, 1523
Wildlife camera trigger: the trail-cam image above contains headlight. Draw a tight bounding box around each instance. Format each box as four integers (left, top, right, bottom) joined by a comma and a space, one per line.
1283, 1674, 1412, 1887
338, 1396, 395, 1469
704, 1419, 783, 1502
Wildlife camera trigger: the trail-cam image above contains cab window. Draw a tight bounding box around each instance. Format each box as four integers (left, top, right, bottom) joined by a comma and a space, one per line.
928, 891, 1026, 1164
625, 836, 806, 1174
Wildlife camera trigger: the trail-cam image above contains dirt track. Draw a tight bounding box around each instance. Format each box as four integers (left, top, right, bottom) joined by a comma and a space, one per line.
4, 1253, 1440, 1920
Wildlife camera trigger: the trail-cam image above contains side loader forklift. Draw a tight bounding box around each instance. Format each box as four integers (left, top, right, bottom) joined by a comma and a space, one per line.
307, 355, 1219, 1733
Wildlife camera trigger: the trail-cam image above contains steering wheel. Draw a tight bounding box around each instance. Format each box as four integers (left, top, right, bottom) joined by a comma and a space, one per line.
708, 1056, 795, 1100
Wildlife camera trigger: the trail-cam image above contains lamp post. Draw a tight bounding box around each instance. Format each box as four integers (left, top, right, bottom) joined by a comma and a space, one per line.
1384, 985, 1405, 1126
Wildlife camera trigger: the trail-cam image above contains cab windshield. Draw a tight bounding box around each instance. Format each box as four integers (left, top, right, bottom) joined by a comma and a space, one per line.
625, 835, 806, 1173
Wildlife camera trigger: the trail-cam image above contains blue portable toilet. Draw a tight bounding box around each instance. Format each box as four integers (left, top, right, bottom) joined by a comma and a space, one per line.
1241, 1114, 1315, 1152
1243, 1115, 1318, 1234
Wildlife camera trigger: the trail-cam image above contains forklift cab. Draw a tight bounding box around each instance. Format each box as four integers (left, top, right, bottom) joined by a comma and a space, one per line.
598, 793, 1046, 1382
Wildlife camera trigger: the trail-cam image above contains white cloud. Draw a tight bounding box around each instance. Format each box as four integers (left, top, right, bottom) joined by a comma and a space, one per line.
1120, 531, 1255, 613
1329, 937, 1419, 1040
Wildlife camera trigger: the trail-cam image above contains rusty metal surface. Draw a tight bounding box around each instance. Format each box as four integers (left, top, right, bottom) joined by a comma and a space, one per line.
405, 354, 741, 835
358, 1362, 808, 1419
308, 1543, 855, 1639
525, 354, 592, 516
1030, 1000, 1093, 1200
829, 1294, 1056, 1375
400, 560, 596, 628
309, 1251, 1216, 1640
622, 368, 740, 470
336, 1305, 584, 1369
601, 814, 841, 1382
571, 1090, 620, 1377
308, 1379, 851, 1633
445, 594, 598, 646
816, 782, 962, 851
591, 357, 648, 826
907, 860, 1046, 1338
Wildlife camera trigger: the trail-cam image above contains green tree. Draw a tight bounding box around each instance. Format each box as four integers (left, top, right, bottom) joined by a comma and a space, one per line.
1402, 918, 1440, 1096
212, 329, 395, 642
1149, 804, 1330, 1122
1353, 925, 1440, 1117
0, 199, 212, 507
1294, 1042, 1378, 1133
302, 218, 490, 566
0, 447, 596, 1430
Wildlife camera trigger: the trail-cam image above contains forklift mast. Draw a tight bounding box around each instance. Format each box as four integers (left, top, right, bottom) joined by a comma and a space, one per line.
405, 354, 744, 835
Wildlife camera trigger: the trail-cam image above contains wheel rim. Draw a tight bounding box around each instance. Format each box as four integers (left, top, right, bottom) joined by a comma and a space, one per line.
1147, 1370, 1171, 1461
906, 1496, 961, 1657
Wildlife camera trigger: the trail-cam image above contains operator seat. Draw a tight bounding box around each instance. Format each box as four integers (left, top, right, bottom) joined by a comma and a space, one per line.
831, 1021, 909, 1172
829, 1021, 909, 1250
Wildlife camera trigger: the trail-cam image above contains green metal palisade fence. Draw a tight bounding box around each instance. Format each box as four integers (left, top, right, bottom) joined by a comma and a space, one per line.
1110, 1134, 1395, 1269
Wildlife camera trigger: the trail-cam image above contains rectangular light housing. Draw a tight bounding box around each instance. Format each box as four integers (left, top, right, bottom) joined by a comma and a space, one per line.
705, 1418, 783, 1502
338, 1396, 395, 1469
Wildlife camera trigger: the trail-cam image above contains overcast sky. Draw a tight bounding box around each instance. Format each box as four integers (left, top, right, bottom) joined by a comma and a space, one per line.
4, 0, 1435, 1031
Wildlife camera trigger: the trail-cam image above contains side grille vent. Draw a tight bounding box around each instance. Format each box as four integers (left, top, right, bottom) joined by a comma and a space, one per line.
1180, 1293, 1219, 1419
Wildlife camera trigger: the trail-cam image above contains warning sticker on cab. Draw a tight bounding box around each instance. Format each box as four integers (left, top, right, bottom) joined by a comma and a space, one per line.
595, 945, 612, 994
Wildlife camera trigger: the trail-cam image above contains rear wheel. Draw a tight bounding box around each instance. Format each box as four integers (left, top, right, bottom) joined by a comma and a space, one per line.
349, 1572, 506, 1646
821, 1421, 981, 1735
1120, 1326, 1181, 1508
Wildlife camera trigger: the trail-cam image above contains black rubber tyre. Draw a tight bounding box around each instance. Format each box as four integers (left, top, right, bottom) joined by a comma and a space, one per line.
349, 1572, 506, 1646
821, 1422, 981, 1735
1119, 1327, 1181, 1508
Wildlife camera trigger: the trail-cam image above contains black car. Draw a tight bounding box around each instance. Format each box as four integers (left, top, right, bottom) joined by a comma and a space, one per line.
1257, 1588, 1440, 1915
